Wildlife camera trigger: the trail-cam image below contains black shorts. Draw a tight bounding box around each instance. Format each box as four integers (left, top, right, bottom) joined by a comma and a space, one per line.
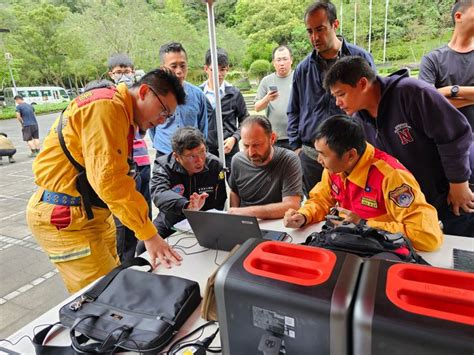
22, 125, 39, 141
0, 149, 16, 157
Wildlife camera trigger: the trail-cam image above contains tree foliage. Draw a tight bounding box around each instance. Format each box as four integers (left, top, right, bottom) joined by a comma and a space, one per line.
0, 0, 456, 90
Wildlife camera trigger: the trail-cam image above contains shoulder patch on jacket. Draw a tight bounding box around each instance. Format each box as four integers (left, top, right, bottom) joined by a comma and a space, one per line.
389, 183, 414, 208
75, 87, 117, 108
171, 184, 185, 196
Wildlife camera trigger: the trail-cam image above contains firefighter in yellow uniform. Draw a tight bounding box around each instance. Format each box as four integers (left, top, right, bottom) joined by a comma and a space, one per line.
284, 115, 443, 252
27, 69, 186, 293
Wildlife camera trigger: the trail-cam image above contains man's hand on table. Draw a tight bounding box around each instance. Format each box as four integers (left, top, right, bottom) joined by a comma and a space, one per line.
144, 234, 182, 269
284, 208, 305, 228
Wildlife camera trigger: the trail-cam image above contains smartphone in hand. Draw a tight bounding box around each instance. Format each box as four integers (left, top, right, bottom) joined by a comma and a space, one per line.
269, 85, 278, 93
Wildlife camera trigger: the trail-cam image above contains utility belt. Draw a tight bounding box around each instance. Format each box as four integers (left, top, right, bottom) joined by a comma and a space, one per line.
301, 144, 318, 160
42, 190, 81, 206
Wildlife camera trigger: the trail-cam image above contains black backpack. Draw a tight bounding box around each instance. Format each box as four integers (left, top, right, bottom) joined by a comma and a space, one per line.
304, 223, 429, 264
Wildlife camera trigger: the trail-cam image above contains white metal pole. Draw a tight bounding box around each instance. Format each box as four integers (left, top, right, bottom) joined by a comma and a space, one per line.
339, 1, 343, 35
383, 0, 389, 63
368, 0, 373, 52
5, 53, 17, 94
353, 1, 357, 45
204, 0, 225, 167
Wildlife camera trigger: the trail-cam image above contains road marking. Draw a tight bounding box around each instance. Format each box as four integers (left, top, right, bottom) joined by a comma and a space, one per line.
0, 269, 59, 304
0, 236, 39, 251
0, 211, 25, 221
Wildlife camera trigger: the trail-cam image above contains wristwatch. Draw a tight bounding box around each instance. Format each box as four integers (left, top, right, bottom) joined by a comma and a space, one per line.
450, 85, 460, 98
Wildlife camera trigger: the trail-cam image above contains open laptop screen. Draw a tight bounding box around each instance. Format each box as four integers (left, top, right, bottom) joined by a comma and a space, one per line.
182, 210, 286, 251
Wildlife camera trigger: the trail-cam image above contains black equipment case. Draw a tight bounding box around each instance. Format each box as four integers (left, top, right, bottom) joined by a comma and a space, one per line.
353, 258, 474, 355
215, 238, 363, 354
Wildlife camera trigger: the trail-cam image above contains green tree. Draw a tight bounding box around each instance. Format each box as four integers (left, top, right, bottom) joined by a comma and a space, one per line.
8, 3, 71, 86
249, 59, 271, 83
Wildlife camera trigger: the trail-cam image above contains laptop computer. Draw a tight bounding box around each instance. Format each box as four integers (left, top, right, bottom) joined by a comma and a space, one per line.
182, 210, 288, 251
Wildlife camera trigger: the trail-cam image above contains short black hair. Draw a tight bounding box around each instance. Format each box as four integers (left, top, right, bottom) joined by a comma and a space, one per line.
205, 47, 229, 67
314, 115, 366, 158
451, 0, 473, 24
108, 53, 134, 71
324, 56, 376, 89
172, 127, 206, 155
241, 115, 273, 135
133, 67, 186, 105
272, 45, 293, 60
159, 42, 187, 64
14, 95, 23, 100
304, 1, 338, 25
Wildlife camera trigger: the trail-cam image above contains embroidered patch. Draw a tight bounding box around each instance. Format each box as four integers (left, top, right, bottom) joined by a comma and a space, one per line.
331, 183, 339, 195
394, 123, 414, 145
198, 186, 214, 194
171, 184, 185, 195
389, 183, 414, 208
75, 87, 116, 108
361, 197, 378, 208
219, 171, 225, 180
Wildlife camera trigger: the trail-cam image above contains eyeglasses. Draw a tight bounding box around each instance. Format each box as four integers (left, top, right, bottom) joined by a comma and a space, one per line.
180, 149, 207, 161
274, 57, 290, 63
111, 70, 134, 79
148, 86, 173, 119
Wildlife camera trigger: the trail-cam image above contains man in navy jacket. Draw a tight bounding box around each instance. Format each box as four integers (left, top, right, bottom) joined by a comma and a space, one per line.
287, 1, 375, 195
324, 56, 473, 237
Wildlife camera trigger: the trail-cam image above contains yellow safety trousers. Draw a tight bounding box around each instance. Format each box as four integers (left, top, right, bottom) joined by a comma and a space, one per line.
26, 189, 120, 293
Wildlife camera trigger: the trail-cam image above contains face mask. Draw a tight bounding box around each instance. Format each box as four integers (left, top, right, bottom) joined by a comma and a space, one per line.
114, 73, 135, 87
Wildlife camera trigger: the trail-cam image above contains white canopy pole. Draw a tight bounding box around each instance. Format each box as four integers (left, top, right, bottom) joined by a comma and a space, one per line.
204, 0, 225, 167
339, 1, 343, 35
383, 0, 389, 63
353, 1, 357, 45
368, 0, 373, 52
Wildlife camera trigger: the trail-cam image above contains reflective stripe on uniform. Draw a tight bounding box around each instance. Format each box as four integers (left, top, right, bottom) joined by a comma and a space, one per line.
49, 246, 91, 263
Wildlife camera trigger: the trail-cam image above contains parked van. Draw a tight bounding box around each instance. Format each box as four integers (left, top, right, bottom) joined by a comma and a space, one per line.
4, 86, 70, 106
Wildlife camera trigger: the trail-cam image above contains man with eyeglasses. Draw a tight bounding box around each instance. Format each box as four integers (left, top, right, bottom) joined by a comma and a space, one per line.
255, 45, 294, 150
149, 126, 227, 239
149, 42, 209, 158
200, 47, 249, 170
106, 53, 154, 262
26, 69, 186, 293
108, 53, 136, 87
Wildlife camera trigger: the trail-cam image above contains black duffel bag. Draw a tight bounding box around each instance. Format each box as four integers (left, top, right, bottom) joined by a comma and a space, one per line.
33, 257, 201, 354
304, 223, 429, 264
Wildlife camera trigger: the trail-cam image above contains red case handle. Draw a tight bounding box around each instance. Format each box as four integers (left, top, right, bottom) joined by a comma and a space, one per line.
243, 241, 336, 286
386, 263, 474, 325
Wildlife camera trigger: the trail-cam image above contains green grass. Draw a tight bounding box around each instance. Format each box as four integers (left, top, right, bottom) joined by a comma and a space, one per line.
0, 102, 69, 120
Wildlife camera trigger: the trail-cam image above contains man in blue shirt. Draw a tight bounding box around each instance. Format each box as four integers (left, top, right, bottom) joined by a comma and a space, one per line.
149, 42, 209, 157
15, 95, 41, 157
287, 1, 375, 196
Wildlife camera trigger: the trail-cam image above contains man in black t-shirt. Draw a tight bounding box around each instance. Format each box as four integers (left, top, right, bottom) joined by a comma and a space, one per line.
15, 95, 41, 157
419, 0, 474, 183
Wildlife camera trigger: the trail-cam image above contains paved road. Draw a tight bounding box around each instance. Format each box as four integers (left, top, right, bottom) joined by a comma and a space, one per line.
0, 113, 69, 339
